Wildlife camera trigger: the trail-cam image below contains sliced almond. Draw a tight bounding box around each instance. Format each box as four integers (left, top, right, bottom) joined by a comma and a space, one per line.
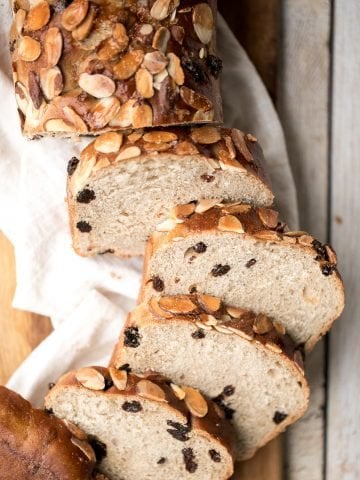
136, 379, 167, 402
152, 27, 170, 53
205, 157, 220, 169
200, 314, 217, 326
246, 133, 257, 142
214, 324, 233, 335
115, 146, 141, 161
193, 109, 215, 122
167, 53, 184, 85
63, 106, 88, 133
109, 367, 127, 391
258, 208, 279, 229
15, 9, 27, 35
224, 136, 236, 159
325, 245, 337, 264
175, 141, 199, 155
140, 24, 153, 36
44, 118, 76, 133
173, 203, 195, 219
197, 294, 221, 313
143, 130, 178, 143
180, 86, 212, 112
254, 230, 281, 241
90, 96, 121, 129
71, 437, 96, 462
153, 69, 169, 89
195, 321, 212, 331
192, 3, 214, 45
143, 142, 172, 152
191, 127, 221, 145
25, 1, 50, 31
218, 215, 244, 234
15, 82, 29, 115
132, 103, 153, 128
171, 24, 185, 44
273, 321, 286, 336
96, 37, 121, 61
75, 367, 105, 390
228, 326, 254, 341
183, 387, 208, 418
195, 198, 221, 214
294, 350, 305, 373
150, 0, 179, 20
63, 420, 87, 440
156, 218, 177, 232
231, 129, 253, 163
18, 36, 41, 62
28, 70, 42, 109
149, 296, 173, 319
135, 68, 154, 99
40, 66, 63, 100
143, 51, 168, 75
298, 234, 315, 247
110, 99, 136, 128
170, 383, 186, 400
113, 22, 129, 51
285, 231, 307, 237
44, 27, 63, 67
61, 0, 89, 31
265, 342, 282, 354
72, 4, 96, 41
113, 50, 144, 80
94, 132, 123, 154
78, 73, 115, 98
253, 314, 273, 335
226, 306, 247, 319
158, 296, 197, 314
127, 130, 143, 143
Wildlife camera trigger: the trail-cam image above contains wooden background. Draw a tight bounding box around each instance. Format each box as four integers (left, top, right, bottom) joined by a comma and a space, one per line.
1, 0, 359, 478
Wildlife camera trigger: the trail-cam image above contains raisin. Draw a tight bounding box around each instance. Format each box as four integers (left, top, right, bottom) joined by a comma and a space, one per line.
182, 448, 198, 473
99, 249, 115, 255
104, 377, 113, 390
48, 382, 55, 390
44, 407, 54, 415
157, 457, 166, 464
122, 401, 142, 413
246, 258, 257, 268
181, 57, 208, 83
152, 276, 164, 292
206, 55, 223, 78
76, 188, 96, 204
193, 242, 207, 253
124, 327, 141, 348
191, 329, 205, 339
53, 0, 72, 12
67, 157, 79, 176
89, 438, 107, 462
166, 420, 191, 442
76, 221, 92, 233
209, 449, 221, 463
212, 395, 235, 420
211, 264, 231, 277
201, 174, 215, 183
189, 285, 197, 294
223, 385, 235, 397
321, 263, 336, 276
118, 363, 131, 373
273, 411, 288, 424
312, 239, 327, 260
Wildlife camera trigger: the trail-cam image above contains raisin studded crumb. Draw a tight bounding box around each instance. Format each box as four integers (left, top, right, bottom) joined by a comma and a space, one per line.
122, 401, 142, 413
76, 221, 92, 233
200, 174, 215, 183
211, 264, 231, 277
191, 329, 206, 339
246, 258, 257, 268
209, 449, 221, 463
182, 448, 198, 473
124, 327, 141, 348
152, 276, 165, 292
157, 457, 166, 464
193, 242, 207, 253
166, 420, 191, 442
273, 411, 288, 424
76, 188, 96, 204
321, 263, 336, 276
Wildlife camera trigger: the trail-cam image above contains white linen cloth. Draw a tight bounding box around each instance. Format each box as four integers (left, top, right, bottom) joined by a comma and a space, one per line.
0, 6, 298, 405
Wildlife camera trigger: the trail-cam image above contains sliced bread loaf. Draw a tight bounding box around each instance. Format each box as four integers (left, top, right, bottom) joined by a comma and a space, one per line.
45, 367, 235, 480
141, 202, 345, 350
68, 127, 273, 256
0, 385, 103, 479
111, 295, 309, 460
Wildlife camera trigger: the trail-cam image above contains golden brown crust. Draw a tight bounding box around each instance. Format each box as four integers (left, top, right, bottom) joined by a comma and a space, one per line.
46, 366, 236, 460
0, 386, 97, 480
10, 0, 222, 137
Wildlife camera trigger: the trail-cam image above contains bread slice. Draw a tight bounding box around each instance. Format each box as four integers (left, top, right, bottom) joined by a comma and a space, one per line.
111, 295, 309, 460
141, 202, 345, 351
10, 0, 222, 138
67, 127, 273, 257
0, 386, 103, 479
45, 367, 235, 480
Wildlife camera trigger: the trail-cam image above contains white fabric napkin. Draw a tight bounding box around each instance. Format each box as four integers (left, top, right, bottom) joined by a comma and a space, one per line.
0, 7, 298, 405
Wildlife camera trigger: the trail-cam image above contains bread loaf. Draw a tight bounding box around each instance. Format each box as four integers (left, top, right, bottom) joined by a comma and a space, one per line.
45, 367, 235, 480
111, 295, 309, 460
10, 0, 222, 137
67, 127, 273, 256
0, 385, 103, 479
140, 202, 345, 350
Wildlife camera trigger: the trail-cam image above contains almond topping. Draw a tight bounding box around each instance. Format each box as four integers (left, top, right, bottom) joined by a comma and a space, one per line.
298, 234, 314, 247
294, 350, 305, 373
25, 1, 50, 31
61, 0, 89, 31
143, 51, 168, 75
15, 82, 29, 115
152, 26, 171, 53
180, 86, 212, 111
214, 324, 233, 335
325, 245, 337, 264
63, 106, 88, 133
226, 306, 247, 318
231, 129, 253, 163
113, 23, 129, 51
109, 367, 127, 390
63, 420, 87, 440
75, 367, 105, 390
183, 387, 208, 418
128, 131, 143, 143
72, 4, 96, 41
158, 296, 197, 314
192, 3, 214, 45
197, 294, 221, 313
94, 132, 123, 154
44, 118, 76, 133
258, 208, 279, 228
110, 99, 136, 128
116, 146, 141, 161
175, 141, 199, 155
193, 109, 215, 122
200, 314, 217, 326
71, 437, 96, 462
132, 103, 153, 128
135, 68, 154, 99
44, 27, 63, 67
253, 314, 273, 335
228, 326, 254, 341
137, 379, 167, 402
140, 24, 153, 36
218, 215, 245, 234
18, 36, 41, 62
195, 198, 222, 214
173, 203, 196, 219
143, 131, 178, 143
273, 321, 286, 335
142, 142, 172, 152
265, 342, 282, 354
39, 66, 63, 100
90, 96, 121, 129
78, 73, 115, 98
167, 53, 184, 85
156, 218, 177, 231
14, 9, 26, 34
149, 296, 173, 319
170, 383, 186, 400
114, 50, 144, 80
96, 37, 121, 61
254, 230, 281, 241
150, 0, 179, 20
246, 133, 257, 142
224, 136, 236, 159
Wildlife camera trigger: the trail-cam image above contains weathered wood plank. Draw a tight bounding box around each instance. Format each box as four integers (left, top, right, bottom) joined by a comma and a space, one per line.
327, 1, 360, 478
277, 1, 331, 478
